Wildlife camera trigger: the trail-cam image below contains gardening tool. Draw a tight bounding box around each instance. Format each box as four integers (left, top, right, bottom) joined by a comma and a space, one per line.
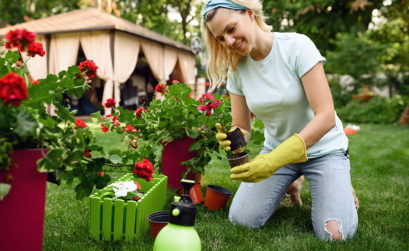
153, 179, 201, 251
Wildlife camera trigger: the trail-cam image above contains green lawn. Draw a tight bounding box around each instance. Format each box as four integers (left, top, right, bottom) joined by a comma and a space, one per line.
43, 124, 409, 250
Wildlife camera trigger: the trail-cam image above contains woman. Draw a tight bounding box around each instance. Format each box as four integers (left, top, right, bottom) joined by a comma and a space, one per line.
202, 0, 358, 241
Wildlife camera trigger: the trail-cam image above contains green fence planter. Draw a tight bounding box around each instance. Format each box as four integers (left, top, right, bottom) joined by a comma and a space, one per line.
89, 174, 168, 241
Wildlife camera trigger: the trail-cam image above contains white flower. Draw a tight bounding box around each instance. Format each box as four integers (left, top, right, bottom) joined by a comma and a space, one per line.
111, 181, 137, 198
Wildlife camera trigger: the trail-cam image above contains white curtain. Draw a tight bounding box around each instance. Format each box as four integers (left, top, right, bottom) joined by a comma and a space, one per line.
141, 40, 165, 83
113, 32, 140, 103
163, 46, 178, 81
48, 33, 81, 116
48, 33, 80, 74
177, 51, 196, 84
21, 35, 48, 81
80, 31, 114, 114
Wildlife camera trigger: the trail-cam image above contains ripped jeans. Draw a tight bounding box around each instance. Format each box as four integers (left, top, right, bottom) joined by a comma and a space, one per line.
228, 149, 358, 241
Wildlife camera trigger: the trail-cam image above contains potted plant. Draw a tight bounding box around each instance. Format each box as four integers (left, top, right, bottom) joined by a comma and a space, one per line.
0, 29, 160, 248
137, 82, 232, 189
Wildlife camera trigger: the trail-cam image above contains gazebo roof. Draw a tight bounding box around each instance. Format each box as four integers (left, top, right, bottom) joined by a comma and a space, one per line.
0, 8, 192, 52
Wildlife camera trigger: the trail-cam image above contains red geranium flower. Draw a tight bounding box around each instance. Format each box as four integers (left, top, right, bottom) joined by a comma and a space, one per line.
133, 158, 154, 181
101, 124, 109, 133
104, 98, 116, 108
197, 93, 222, 116
98, 171, 104, 177
155, 83, 167, 94
5, 29, 36, 52
129, 138, 138, 149
134, 181, 141, 190
0, 72, 28, 106
32, 79, 40, 85
75, 119, 87, 129
78, 59, 98, 78
135, 107, 146, 118
27, 42, 45, 57
84, 148, 92, 158
125, 124, 136, 132
133, 196, 141, 201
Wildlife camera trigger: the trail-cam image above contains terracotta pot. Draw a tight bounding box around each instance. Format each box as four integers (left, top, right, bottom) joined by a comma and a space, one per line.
147, 210, 169, 239
227, 152, 249, 168
161, 136, 197, 189
204, 185, 232, 211
399, 106, 409, 126
0, 149, 48, 251
177, 183, 204, 204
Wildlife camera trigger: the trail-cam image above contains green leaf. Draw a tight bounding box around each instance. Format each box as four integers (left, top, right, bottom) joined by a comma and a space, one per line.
0, 183, 11, 200
14, 108, 37, 137
189, 141, 203, 152
108, 154, 122, 164
37, 148, 64, 171
75, 182, 93, 200
53, 102, 75, 122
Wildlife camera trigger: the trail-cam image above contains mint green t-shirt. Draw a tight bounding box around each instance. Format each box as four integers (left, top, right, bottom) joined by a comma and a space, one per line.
226, 32, 348, 158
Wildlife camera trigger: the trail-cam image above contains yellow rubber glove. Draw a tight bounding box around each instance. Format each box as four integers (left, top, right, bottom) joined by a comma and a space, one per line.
230, 134, 308, 182
215, 123, 246, 154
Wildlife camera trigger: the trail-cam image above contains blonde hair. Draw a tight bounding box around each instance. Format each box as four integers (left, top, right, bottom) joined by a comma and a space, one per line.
201, 0, 272, 92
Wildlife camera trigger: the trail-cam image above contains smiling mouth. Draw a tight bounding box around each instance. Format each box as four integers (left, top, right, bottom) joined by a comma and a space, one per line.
233, 39, 243, 50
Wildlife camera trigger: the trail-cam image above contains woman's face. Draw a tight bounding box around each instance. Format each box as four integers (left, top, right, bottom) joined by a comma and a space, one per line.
206, 8, 254, 56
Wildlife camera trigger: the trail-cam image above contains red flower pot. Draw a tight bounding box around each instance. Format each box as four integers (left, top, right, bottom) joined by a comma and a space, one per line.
204, 185, 232, 211
0, 149, 48, 251
177, 183, 204, 204
147, 210, 169, 239
161, 136, 197, 189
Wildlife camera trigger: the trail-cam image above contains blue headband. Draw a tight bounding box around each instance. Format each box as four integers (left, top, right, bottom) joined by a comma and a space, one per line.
202, 0, 247, 23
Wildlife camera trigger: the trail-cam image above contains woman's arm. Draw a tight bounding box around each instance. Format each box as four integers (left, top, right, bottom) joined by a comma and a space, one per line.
229, 92, 252, 142
299, 62, 335, 149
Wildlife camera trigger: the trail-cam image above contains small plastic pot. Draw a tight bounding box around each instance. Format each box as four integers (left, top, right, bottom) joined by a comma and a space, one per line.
227, 152, 249, 168
204, 185, 232, 211
177, 183, 204, 204
147, 210, 169, 239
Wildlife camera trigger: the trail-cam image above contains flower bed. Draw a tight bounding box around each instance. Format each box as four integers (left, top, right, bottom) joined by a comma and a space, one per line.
89, 174, 167, 241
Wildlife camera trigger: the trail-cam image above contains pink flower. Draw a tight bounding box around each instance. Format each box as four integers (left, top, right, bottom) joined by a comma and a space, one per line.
197, 93, 222, 116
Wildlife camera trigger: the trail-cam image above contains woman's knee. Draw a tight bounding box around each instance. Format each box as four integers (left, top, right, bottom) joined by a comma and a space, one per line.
313, 218, 357, 241
228, 206, 266, 228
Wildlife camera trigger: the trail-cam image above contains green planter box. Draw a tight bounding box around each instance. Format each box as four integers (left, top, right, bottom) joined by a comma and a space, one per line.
89, 174, 168, 241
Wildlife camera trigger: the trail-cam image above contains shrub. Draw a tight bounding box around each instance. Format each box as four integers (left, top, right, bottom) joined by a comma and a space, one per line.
337, 95, 408, 124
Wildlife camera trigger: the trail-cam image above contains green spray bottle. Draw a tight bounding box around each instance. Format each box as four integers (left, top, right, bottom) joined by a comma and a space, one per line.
153, 179, 201, 251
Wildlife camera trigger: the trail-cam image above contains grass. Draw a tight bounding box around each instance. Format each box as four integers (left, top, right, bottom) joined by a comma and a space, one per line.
42, 123, 409, 250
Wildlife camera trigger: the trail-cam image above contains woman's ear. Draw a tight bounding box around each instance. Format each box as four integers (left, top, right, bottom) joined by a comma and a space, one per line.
246, 9, 255, 20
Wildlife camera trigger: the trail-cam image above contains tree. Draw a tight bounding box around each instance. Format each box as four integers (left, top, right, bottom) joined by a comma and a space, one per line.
368, 0, 409, 96
262, 0, 384, 53
0, 0, 88, 27
325, 31, 386, 91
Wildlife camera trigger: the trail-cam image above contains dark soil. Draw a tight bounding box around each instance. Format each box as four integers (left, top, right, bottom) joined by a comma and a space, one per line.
226, 127, 246, 151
